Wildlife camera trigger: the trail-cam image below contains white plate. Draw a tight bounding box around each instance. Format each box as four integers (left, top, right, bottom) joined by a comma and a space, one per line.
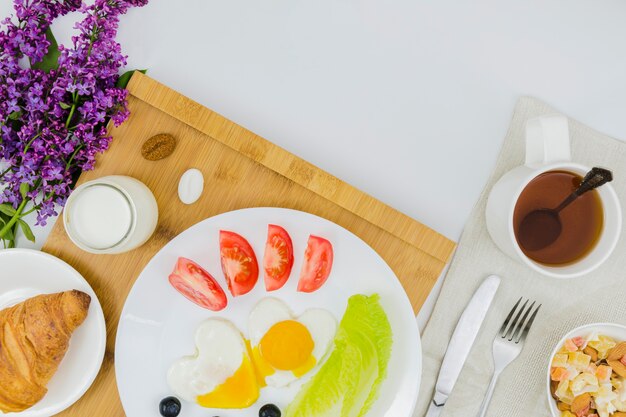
0, 249, 106, 417
115, 207, 421, 417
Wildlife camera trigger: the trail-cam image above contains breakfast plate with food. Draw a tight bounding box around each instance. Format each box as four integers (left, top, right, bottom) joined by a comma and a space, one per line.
0, 249, 106, 417
115, 207, 421, 417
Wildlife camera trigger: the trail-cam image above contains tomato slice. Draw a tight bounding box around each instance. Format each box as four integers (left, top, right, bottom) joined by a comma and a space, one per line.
263, 224, 294, 291
168, 257, 227, 311
219, 230, 259, 296
297, 235, 334, 293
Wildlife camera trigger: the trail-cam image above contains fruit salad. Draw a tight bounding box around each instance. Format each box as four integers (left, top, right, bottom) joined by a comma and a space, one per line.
550, 334, 626, 417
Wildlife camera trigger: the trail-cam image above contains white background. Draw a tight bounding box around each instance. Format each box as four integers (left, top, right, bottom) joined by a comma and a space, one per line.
2, 0, 626, 329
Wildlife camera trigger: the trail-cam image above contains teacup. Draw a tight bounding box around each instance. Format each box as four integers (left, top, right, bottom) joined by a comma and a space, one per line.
486, 115, 621, 278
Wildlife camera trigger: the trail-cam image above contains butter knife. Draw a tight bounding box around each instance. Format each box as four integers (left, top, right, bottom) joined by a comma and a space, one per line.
425, 275, 501, 417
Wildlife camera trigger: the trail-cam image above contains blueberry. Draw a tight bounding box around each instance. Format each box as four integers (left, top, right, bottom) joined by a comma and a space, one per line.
259, 403, 281, 417
159, 396, 181, 417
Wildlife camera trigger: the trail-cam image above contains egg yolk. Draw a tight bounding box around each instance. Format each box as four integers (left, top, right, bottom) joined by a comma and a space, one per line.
196, 354, 259, 409
259, 320, 315, 370
251, 344, 273, 386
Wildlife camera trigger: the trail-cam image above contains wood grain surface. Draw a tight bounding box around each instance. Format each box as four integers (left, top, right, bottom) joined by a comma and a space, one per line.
42, 72, 455, 417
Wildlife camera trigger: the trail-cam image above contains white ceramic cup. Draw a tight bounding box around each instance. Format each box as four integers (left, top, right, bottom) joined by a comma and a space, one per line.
546, 323, 626, 417
64, 175, 158, 254
486, 115, 621, 278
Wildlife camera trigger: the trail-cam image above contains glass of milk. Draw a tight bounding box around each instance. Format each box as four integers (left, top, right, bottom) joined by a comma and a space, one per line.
63, 175, 158, 254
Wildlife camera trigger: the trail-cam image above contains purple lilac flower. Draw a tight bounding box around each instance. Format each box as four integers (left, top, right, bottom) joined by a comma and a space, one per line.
0, 0, 147, 235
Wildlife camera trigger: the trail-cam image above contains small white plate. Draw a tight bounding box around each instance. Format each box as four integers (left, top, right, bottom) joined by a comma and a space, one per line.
0, 249, 106, 417
116, 207, 421, 417
546, 322, 626, 417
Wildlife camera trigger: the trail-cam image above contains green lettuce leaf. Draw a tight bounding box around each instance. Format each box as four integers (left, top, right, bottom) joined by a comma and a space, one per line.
284, 294, 393, 417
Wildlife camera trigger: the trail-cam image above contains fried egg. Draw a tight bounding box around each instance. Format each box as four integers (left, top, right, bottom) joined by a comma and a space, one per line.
248, 298, 336, 387
167, 319, 259, 408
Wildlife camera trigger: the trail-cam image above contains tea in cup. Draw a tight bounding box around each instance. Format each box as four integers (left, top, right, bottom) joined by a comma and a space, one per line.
486, 115, 621, 278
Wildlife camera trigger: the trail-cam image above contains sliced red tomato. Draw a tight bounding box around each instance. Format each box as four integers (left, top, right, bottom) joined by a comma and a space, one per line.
297, 235, 334, 293
219, 230, 259, 296
168, 257, 227, 311
263, 224, 294, 291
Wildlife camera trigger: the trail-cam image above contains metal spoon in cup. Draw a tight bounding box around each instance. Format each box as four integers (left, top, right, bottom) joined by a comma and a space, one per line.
517, 167, 613, 252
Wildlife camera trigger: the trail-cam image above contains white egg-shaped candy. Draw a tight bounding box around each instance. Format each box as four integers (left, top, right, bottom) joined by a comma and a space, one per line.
178, 168, 204, 205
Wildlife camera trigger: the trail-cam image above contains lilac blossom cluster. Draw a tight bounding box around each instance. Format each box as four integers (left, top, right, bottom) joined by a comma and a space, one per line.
0, 0, 147, 246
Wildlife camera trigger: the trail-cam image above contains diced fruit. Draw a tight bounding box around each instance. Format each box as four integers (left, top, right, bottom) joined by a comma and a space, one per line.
557, 401, 570, 411
556, 380, 574, 404
168, 257, 227, 311
570, 393, 591, 415
565, 339, 579, 352
568, 352, 592, 370
572, 337, 586, 348
263, 225, 294, 291
596, 365, 612, 382
621, 356, 626, 366
297, 235, 334, 293
219, 230, 259, 296
570, 373, 598, 397
588, 336, 616, 360
553, 354, 569, 368
586, 363, 597, 374
552, 367, 570, 381
561, 412, 575, 417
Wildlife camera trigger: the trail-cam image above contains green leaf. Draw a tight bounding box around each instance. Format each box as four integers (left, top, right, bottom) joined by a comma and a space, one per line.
31, 28, 60, 72
0, 204, 16, 217
116, 69, 147, 89
59, 102, 72, 109
18, 219, 35, 242
8, 111, 21, 120
19, 182, 29, 199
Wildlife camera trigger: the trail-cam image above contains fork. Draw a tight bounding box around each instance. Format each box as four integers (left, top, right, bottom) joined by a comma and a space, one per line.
476, 298, 541, 417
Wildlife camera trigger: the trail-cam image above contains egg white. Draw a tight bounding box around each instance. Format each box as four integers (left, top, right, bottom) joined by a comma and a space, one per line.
167, 319, 248, 401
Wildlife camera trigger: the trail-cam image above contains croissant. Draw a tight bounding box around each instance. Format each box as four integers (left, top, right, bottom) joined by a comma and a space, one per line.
0, 290, 91, 412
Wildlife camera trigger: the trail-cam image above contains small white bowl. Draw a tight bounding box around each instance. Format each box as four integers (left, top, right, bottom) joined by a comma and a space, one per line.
546, 323, 626, 417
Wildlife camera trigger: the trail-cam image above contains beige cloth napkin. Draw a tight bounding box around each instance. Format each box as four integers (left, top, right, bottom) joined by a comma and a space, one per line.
413, 97, 626, 417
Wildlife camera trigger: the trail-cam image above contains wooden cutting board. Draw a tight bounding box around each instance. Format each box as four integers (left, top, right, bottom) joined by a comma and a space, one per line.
42, 72, 455, 417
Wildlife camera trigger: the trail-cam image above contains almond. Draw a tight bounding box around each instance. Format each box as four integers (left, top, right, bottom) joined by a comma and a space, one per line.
550, 380, 559, 400
141, 133, 177, 161
570, 393, 591, 415
608, 359, 626, 378
583, 346, 599, 362
608, 342, 626, 361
